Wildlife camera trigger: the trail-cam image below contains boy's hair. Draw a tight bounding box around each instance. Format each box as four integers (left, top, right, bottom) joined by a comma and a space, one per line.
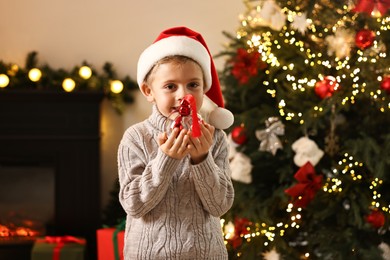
143, 55, 206, 87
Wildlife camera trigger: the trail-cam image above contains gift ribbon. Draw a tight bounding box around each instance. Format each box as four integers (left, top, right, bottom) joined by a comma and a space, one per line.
113, 220, 126, 260
41, 235, 86, 260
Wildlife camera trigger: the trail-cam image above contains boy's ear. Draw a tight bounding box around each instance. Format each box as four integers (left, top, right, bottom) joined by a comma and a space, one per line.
140, 83, 155, 103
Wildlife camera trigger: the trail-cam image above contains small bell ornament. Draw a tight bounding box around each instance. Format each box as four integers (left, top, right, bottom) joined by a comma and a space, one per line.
167, 94, 202, 137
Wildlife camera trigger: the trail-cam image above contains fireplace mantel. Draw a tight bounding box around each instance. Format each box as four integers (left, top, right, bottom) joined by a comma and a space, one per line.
0, 90, 104, 259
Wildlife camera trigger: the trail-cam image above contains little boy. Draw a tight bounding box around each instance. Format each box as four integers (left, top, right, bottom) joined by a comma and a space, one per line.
118, 26, 234, 259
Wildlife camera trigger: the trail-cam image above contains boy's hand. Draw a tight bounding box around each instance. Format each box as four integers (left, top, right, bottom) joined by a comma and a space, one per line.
188, 122, 215, 164
158, 127, 190, 159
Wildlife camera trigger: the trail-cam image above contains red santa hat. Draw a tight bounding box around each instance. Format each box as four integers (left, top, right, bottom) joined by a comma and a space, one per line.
137, 26, 234, 129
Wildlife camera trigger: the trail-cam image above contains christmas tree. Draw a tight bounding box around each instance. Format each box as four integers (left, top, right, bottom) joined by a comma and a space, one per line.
219, 0, 390, 259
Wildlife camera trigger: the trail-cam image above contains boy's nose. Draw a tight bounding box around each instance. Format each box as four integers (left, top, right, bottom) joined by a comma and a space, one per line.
176, 87, 188, 100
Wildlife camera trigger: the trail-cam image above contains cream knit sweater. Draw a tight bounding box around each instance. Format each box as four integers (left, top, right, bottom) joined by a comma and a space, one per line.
118, 105, 234, 260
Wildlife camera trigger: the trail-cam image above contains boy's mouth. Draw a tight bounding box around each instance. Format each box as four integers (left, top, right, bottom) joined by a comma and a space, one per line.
171, 106, 180, 113
168, 108, 180, 118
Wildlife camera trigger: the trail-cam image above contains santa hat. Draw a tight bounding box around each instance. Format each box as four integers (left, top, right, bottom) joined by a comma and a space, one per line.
137, 26, 234, 129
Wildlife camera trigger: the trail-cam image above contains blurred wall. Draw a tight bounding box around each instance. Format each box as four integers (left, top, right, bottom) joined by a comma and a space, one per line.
0, 0, 244, 211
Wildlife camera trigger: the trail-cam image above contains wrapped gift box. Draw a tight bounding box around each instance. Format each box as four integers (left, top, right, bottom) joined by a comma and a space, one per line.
97, 228, 124, 260
31, 236, 86, 260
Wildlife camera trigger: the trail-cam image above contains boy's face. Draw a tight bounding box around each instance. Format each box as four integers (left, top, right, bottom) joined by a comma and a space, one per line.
141, 60, 205, 119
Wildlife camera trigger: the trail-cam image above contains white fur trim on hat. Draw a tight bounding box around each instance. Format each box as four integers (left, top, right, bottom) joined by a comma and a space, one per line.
137, 36, 212, 90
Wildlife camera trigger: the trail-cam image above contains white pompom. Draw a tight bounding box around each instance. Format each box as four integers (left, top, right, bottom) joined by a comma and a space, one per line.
200, 95, 234, 129
209, 107, 234, 129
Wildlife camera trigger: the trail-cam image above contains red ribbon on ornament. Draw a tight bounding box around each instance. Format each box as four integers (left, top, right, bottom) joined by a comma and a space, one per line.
171, 94, 201, 138
184, 94, 201, 137
285, 162, 323, 208
353, 0, 390, 16
38, 236, 86, 260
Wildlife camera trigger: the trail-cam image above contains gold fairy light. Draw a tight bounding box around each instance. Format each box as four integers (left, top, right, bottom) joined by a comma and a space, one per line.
62, 78, 76, 92
28, 68, 42, 82
110, 80, 124, 94
79, 66, 92, 79
0, 74, 10, 88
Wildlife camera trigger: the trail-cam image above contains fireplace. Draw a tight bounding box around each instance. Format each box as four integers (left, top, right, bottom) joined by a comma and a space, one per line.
0, 90, 103, 260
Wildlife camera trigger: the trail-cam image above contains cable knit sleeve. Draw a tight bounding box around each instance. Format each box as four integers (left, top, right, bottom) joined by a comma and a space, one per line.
117, 126, 180, 218
190, 129, 235, 217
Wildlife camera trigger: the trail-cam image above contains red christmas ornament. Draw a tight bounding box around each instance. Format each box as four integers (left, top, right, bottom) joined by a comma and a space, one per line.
231, 125, 248, 145
380, 76, 390, 94
366, 209, 385, 228
355, 29, 376, 50
168, 94, 201, 137
314, 76, 340, 99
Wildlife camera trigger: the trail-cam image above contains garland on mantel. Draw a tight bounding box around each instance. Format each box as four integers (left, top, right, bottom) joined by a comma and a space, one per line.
0, 51, 137, 114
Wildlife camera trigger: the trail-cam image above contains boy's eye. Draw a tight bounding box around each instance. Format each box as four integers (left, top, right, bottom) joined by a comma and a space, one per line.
165, 84, 176, 90
188, 82, 200, 88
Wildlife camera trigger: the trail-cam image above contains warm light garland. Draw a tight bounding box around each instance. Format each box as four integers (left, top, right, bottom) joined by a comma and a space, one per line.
0, 52, 137, 114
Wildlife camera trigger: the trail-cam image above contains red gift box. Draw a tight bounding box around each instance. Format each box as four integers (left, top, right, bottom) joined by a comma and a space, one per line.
97, 228, 124, 260
31, 236, 86, 260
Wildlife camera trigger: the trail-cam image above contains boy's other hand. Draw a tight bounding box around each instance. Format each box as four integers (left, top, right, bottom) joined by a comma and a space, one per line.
158, 128, 190, 159
188, 122, 215, 164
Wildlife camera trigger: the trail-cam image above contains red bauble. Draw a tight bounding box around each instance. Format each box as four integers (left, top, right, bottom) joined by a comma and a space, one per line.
366, 209, 385, 228
314, 76, 340, 99
355, 29, 375, 50
380, 76, 390, 94
231, 125, 248, 145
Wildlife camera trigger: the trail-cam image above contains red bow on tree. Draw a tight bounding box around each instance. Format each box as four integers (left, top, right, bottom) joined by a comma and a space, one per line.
228, 217, 251, 249
285, 162, 323, 208
231, 48, 267, 85
353, 0, 390, 16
